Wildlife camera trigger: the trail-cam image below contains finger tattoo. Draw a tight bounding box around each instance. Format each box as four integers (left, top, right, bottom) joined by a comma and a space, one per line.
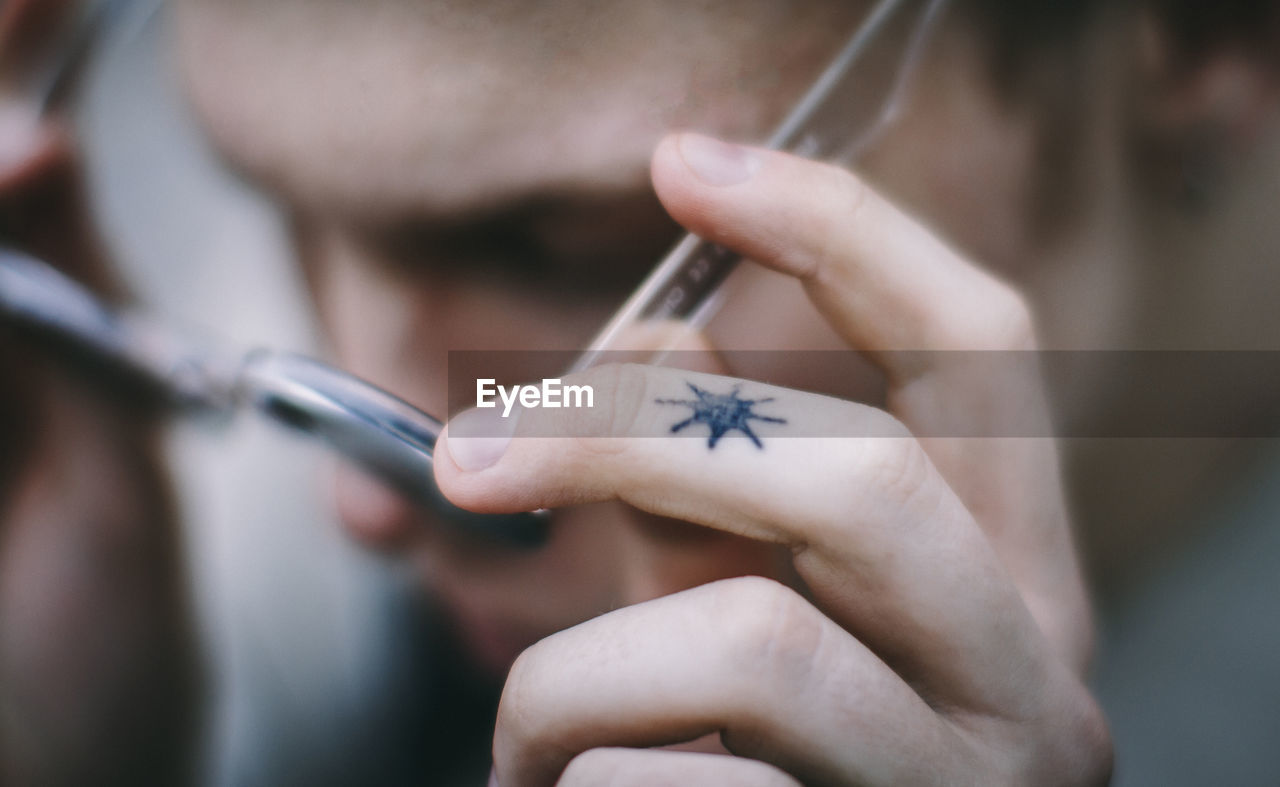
656, 382, 787, 449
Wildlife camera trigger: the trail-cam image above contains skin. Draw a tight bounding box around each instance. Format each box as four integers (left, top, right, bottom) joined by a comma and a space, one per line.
169, 0, 1274, 782
440, 141, 1102, 784
0, 0, 1272, 781
0, 4, 200, 783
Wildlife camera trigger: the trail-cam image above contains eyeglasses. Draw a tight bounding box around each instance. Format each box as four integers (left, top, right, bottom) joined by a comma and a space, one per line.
0, 0, 949, 546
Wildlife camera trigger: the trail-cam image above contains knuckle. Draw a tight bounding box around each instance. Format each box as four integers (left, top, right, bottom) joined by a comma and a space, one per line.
1050, 689, 1114, 786
829, 163, 873, 223
1082, 706, 1115, 786
778, 161, 870, 281
704, 577, 826, 704
566, 362, 650, 456
797, 164, 872, 281
496, 645, 552, 750
971, 283, 1038, 351
990, 285, 1037, 349
856, 428, 935, 511
995, 679, 1113, 787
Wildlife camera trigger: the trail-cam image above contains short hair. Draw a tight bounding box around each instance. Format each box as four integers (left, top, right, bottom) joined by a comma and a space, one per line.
965, 0, 1280, 87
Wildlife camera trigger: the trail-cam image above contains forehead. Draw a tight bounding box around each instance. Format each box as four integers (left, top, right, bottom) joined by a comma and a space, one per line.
174, 0, 862, 223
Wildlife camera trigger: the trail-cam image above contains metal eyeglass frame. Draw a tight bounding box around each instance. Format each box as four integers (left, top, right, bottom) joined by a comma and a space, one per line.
0, 0, 949, 547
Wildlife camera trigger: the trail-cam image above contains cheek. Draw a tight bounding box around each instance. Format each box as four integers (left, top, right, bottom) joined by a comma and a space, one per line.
411, 504, 627, 673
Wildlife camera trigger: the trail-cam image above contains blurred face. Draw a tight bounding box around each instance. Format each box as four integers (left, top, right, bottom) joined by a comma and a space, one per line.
175, 0, 1051, 674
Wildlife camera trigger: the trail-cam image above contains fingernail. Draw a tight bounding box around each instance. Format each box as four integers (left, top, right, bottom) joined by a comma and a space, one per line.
487, 768, 500, 787
678, 133, 760, 187
446, 405, 519, 472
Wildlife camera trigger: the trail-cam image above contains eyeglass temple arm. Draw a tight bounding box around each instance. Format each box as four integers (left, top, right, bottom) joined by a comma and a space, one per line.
570, 0, 950, 373
0, 248, 550, 545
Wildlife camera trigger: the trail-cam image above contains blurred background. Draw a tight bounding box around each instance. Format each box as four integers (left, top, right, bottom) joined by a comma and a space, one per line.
2, 0, 1278, 784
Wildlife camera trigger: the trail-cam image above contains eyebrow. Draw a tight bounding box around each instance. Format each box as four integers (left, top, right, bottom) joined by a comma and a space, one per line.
362, 187, 683, 289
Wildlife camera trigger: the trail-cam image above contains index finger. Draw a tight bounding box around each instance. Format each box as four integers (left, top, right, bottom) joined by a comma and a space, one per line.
651, 133, 1036, 368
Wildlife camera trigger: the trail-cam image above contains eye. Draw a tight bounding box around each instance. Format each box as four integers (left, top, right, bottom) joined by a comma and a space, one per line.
361, 190, 683, 296
526, 196, 683, 293
370, 220, 550, 282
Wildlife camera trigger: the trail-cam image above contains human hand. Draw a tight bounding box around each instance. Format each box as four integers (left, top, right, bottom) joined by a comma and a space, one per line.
434, 133, 1112, 786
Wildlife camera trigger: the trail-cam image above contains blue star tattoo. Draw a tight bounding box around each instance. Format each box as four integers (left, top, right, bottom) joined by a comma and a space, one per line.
656, 382, 787, 450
